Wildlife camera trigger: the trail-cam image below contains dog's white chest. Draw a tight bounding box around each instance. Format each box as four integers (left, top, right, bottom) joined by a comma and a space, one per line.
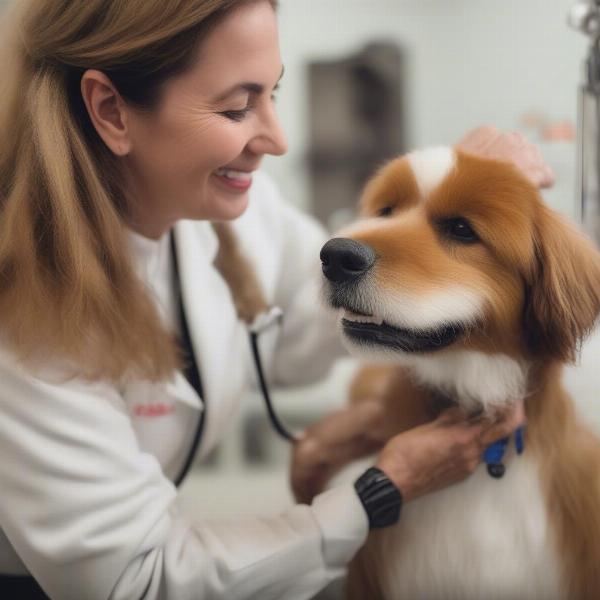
369, 453, 564, 599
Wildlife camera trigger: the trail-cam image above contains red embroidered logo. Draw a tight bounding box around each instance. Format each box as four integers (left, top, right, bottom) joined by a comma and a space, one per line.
133, 404, 175, 417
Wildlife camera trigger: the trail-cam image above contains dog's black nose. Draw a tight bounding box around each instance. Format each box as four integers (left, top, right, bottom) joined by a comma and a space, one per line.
320, 238, 376, 283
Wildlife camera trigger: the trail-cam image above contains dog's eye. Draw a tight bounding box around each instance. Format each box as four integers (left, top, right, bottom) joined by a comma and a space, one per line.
377, 206, 394, 217
441, 217, 479, 243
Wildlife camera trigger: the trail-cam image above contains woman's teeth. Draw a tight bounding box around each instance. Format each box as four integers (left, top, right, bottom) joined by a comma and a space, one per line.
215, 168, 252, 182
342, 310, 384, 325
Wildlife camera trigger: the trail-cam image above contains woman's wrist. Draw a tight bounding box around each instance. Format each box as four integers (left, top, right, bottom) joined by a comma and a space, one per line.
375, 452, 416, 502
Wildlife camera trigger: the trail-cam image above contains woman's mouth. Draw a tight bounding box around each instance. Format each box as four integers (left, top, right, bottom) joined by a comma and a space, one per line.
213, 167, 253, 192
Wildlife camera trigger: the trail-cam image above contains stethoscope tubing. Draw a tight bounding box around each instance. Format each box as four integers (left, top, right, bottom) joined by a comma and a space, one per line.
249, 330, 299, 443
247, 306, 300, 444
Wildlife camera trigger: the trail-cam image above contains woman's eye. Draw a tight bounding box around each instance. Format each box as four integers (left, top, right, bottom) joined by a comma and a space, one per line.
377, 206, 394, 217
441, 217, 479, 243
220, 106, 252, 122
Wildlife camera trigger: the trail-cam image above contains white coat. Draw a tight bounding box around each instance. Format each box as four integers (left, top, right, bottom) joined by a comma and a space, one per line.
0, 173, 368, 600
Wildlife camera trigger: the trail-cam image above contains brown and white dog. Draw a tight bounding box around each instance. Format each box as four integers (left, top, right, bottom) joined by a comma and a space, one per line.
320, 148, 600, 599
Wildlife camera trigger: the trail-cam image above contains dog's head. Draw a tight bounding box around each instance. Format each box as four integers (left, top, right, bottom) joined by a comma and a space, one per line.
321, 147, 600, 366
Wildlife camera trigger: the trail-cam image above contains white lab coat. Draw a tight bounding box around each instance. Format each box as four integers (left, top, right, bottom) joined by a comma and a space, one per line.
0, 173, 368, 600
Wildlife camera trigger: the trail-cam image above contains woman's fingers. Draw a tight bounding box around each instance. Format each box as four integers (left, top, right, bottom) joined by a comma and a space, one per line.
477, 401, 526, 449
376, 401, 527, 502
455, 124, 500, 154
455, 125, 555, 189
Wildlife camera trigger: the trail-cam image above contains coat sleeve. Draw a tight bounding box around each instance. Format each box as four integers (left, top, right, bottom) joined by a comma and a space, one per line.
0, 354, 368, 600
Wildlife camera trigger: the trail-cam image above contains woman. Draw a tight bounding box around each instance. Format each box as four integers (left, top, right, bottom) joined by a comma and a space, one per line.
0, 0, 547, 598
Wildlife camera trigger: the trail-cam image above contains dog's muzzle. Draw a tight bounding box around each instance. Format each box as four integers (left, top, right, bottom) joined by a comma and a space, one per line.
320, 237, 467, 353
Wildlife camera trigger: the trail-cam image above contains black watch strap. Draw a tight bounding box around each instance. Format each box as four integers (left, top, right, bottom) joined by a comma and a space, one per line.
354, 467, 403, 529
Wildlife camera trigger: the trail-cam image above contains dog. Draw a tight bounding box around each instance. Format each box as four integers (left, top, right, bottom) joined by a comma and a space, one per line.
319, 148, 600, 599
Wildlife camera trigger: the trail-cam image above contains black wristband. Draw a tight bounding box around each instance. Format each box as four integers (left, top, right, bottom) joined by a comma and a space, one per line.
354, 467, 403, 529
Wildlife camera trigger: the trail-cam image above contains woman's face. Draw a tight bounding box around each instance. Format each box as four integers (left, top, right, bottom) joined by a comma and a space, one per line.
122, 0, 287, 238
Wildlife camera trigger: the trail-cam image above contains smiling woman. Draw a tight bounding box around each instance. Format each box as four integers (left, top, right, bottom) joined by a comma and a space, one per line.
0, 0, 281, 381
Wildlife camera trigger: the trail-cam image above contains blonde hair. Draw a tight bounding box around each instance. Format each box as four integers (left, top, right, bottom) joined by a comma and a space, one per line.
0, 0, 276, 381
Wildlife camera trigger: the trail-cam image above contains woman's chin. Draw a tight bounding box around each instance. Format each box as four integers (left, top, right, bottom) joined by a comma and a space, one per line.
200, 189, 250, 221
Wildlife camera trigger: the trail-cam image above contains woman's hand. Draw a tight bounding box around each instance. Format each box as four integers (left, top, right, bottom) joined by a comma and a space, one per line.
291, 398, 390, 504
376, 402, 526, 502
456, 125, 555, 189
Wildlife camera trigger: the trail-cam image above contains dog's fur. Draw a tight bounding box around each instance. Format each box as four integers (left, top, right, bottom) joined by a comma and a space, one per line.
323, 149, 600, 599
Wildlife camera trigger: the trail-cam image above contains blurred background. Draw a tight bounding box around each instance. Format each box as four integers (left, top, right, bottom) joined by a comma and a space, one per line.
178, 1, 600, 594
263, 0, 586, 222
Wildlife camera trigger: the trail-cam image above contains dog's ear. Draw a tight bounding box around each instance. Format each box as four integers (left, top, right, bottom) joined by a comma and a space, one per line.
524, 203, 600, 362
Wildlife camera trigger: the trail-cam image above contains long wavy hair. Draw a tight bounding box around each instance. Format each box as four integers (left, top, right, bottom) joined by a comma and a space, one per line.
0, 0, 277, 381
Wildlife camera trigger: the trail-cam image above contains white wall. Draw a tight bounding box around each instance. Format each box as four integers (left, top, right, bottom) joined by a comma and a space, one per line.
263, 0, 588, 218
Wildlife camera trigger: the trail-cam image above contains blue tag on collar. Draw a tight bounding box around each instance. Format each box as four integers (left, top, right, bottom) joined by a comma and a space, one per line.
483, 425, 526, 479
483, 436, 509, 465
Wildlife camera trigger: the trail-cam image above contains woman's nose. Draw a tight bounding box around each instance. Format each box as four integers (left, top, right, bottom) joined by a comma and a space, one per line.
248, 107, 288, 156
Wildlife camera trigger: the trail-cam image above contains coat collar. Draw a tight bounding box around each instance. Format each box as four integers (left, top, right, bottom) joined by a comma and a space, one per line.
172, 220, 249, 457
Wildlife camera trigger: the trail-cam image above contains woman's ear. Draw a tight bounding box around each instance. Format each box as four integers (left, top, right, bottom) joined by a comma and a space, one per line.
524, 203, 600, 362
80, 69, 132, 156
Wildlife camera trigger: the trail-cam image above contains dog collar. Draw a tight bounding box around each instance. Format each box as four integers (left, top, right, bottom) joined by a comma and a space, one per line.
483, 426, 525, 478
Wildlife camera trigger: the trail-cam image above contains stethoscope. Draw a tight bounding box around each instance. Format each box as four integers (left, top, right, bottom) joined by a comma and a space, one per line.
175, 223, 300, 446
248, 306, 300, 443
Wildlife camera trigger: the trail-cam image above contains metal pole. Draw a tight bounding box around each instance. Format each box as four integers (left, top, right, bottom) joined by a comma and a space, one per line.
569, 1, 600, 238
